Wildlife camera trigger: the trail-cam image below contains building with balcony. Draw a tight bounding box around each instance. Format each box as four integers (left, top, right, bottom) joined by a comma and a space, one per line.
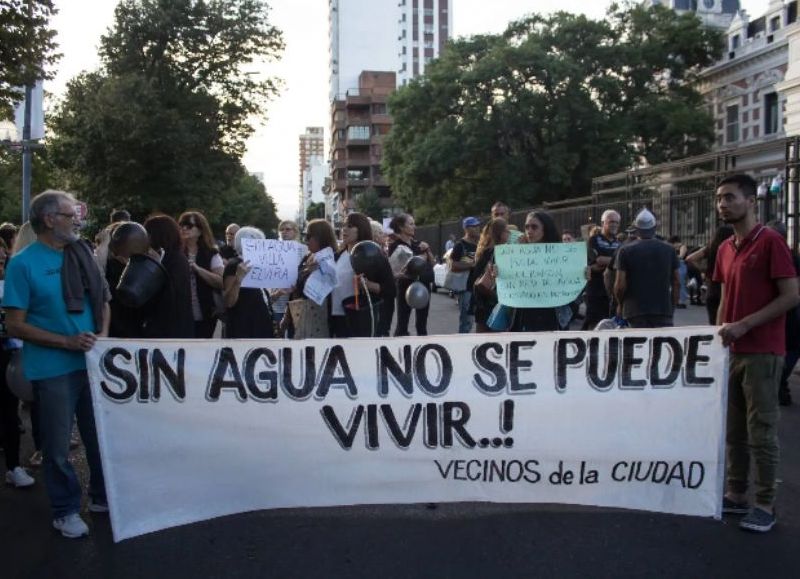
329, 0, 452, 100
645, 0, 740, 29
693, 1, 798, 176
298, 127, 324, 195
328, 71, 397, 227
397, 0, 452, 86
299, 155, 327, 228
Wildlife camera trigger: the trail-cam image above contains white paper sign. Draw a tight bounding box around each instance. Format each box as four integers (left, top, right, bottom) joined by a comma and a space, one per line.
87, 327, 727, 542
303, 247, 337, 306
240, 239, 304, 289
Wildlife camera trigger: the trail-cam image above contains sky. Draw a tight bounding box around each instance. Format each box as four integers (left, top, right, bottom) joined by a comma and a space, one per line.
47, 0, 769, 219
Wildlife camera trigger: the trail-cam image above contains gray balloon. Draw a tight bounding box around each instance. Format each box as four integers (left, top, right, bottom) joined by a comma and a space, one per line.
405, 281, 430, 309
5, 350, 33, 402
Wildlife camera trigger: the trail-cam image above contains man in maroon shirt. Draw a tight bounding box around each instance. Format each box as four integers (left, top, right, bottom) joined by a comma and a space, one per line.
713, 174, 800, 533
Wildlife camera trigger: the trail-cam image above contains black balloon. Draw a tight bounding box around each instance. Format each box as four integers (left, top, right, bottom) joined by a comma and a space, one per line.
404, 255, 427, 278
405, 281, 430, 309
350, 240, 385, 278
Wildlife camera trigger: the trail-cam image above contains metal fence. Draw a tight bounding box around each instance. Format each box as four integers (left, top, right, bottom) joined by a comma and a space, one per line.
416, 137, 797, 257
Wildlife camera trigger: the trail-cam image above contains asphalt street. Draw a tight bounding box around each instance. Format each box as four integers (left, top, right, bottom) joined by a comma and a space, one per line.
1, 295, 797, 579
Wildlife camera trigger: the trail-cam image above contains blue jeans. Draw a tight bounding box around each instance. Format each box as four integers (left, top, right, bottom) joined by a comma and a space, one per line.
678, 260, 688, 305
457, 291, 473, 334
33, 369, 106, 518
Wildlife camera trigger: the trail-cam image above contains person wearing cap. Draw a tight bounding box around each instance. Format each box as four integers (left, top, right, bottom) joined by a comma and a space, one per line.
583, 210, 621, 330
449, 217, 481, 333
714, 174, 799, 533
612, 208, 680, 328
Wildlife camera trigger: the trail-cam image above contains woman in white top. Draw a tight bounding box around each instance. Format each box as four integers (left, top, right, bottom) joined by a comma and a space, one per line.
178, 211, 224, 338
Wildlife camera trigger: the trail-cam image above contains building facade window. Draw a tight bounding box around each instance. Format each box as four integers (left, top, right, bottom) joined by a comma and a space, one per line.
765, 93, 779, 135
726, 105, 739, 143
347, 126, 370, 140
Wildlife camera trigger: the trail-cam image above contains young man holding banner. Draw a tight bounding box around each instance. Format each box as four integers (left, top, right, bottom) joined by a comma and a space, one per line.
714, 174, 800, 533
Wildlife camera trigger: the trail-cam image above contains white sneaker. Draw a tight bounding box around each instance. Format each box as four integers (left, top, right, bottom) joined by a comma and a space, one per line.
53, 513, 89, 538
5, 466, 35, 488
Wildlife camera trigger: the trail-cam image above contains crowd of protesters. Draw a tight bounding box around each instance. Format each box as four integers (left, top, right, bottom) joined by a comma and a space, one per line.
0, 173, 798, 537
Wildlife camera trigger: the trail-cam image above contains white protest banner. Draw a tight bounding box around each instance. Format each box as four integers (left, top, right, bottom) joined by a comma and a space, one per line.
303, 247, 337, 306
495, 242, 587, 308
240, 239, 304, 289
87, 327, 727, 542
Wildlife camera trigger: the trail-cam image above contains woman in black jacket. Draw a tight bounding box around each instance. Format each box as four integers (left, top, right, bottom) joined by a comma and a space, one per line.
333, 212, 396, 337
178, 211, 223, 338
143, 215, 195, 339
222, 227, 274, 339
388, 213, 435, 336
511, 211, 561, 333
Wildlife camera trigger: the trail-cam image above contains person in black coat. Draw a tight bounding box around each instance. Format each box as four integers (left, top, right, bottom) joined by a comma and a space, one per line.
222, 227, 274, 339
388, 213, 435, 336
143, 215, 195, 339
335, 212, 396, 337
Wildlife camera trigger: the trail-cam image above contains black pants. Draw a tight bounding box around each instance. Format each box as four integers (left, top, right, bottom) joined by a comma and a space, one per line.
0, 349, 21, 470
194, 318, 217, 339
378, 299, 395, 337
627, 315, 674, 329
582, 295, 611, 330
394, 279, 429, 336
706, 297, 720, 326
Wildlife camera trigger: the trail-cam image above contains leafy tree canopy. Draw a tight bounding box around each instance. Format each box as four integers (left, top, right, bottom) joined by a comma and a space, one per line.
383, 2, 723, 223
306, 201, 325, 222
48, 0, 283, 233
0, 0, 59, 117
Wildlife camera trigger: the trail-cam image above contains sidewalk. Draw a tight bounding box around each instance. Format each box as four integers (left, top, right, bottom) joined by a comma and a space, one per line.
420, 290, 711, 336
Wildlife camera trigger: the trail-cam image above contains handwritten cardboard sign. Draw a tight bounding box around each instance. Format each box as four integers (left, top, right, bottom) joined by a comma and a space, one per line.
303, 247, 337, 305
495, 242, 587, 308
240, 239, 304, 289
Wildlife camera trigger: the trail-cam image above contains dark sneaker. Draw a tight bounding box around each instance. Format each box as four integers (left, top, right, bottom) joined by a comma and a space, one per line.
722, 497, 749, 515
740, 507, 776, 533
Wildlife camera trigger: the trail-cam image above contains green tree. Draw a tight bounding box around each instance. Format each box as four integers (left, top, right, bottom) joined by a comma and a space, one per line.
306, 201, 325, 221
0, 0, 59, 116
354, 188, 383, 220
216, 173, 280, 237
383, 3, 723, 222
0, 146, 54, 223
48, 0, 283, 230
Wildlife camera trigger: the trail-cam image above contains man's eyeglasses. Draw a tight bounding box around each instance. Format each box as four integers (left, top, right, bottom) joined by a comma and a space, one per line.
54, 212, 78, 220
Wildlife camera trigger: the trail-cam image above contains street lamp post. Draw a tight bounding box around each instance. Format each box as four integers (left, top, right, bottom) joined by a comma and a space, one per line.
21, 82, 33, 222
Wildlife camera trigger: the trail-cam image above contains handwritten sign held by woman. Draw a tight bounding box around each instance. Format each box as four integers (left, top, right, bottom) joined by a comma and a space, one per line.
495, 243, 587, 308
241, 239, 304, 289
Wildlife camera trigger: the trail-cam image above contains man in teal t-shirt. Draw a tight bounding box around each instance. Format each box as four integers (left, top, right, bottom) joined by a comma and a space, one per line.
2, 190, 110, 539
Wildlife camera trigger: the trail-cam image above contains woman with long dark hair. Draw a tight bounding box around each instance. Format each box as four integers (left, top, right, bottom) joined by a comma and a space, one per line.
472, 218, 509, 333
388, 213, 435, 336
331, 212, 395, 337
143, 215, 195, 338
511, 211, 562, 333
287, 219, 339, 339
178, 211, 223, 338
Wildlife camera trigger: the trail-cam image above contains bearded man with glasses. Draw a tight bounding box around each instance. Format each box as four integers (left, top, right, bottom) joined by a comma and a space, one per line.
2, 190, 110, 539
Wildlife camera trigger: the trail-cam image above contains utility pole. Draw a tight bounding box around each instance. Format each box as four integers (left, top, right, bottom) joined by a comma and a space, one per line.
21, 82, 33, 222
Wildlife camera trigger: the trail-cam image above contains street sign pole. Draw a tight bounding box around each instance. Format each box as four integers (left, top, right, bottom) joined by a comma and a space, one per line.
21, 82, 33, 222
